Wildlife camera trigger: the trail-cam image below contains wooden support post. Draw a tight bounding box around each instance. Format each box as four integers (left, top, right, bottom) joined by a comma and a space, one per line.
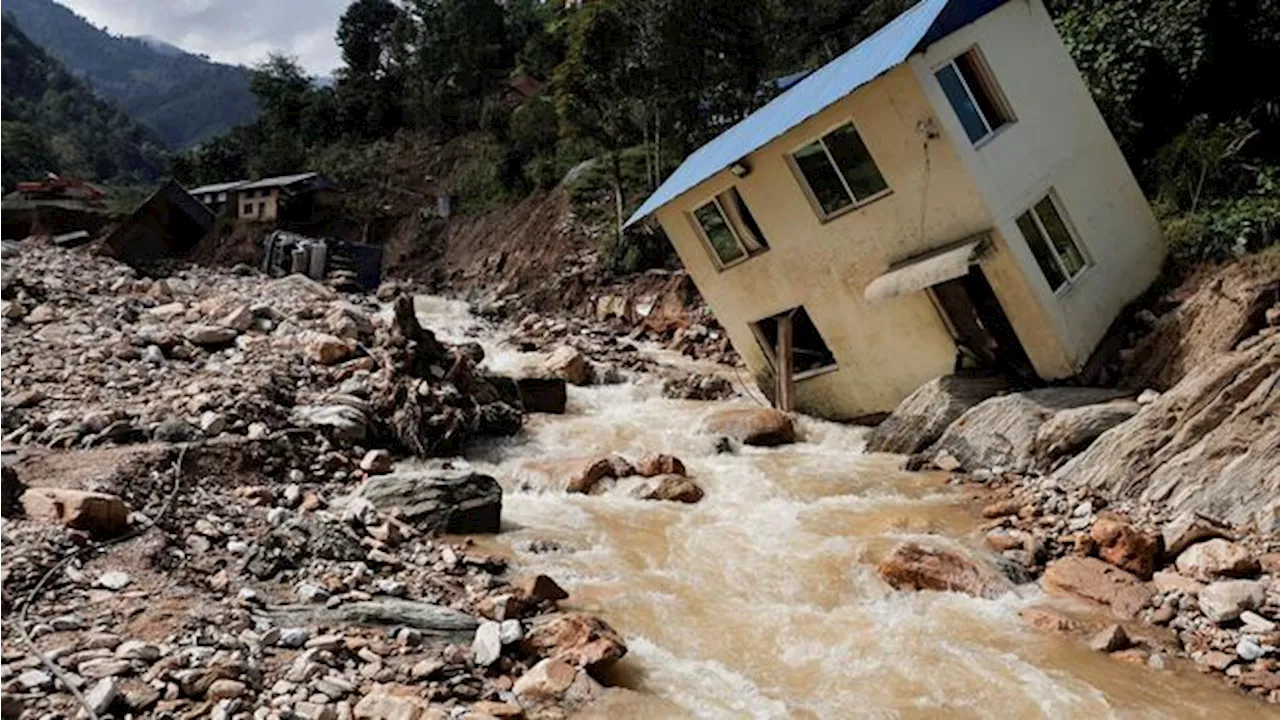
775, 314, 795, 412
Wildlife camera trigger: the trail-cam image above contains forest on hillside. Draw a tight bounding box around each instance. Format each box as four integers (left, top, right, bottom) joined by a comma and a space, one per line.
3, 0, 259, 149
0, 18, 166, 192
171, 0, 1279, 272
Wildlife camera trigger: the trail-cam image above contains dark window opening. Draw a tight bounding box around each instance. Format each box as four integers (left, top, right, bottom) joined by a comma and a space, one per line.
753, 307, 837, 379
936, 47, 1013, 144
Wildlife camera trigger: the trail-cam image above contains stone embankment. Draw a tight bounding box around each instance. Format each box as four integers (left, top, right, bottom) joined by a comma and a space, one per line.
0, 239, 631, 719
873, 256, 1280, 703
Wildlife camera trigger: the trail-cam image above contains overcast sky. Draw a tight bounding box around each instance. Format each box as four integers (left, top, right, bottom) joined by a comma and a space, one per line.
59, 0, 349, 76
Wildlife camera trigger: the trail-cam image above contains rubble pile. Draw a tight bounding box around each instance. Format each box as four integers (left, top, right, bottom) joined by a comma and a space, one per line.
0, 240, 629, 719
0, 240, 523, 456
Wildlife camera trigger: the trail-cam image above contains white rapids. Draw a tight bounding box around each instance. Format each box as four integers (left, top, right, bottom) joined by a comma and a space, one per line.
414, 296, 1264, 719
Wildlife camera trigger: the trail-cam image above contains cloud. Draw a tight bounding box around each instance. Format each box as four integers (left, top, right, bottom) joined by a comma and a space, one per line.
58, 0, 349, 75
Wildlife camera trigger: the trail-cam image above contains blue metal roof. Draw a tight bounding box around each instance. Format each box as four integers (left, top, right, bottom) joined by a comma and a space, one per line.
625, 0, 1001, 228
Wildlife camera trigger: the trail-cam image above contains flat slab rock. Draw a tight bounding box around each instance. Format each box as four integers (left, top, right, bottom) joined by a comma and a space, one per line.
866, 374, 1012, 455
356, 469, 502, 534
924, 387, 1129, 472
263, 599, 478, 638
1053, 335, 1280, 530
1040, 556, 1155, 620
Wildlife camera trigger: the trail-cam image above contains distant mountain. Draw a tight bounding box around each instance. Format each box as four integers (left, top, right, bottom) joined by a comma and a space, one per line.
3, 0, 259, 149
1, 18, 165, 190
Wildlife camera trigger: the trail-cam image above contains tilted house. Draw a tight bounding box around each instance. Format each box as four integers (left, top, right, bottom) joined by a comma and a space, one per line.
627, 0, 1163, 419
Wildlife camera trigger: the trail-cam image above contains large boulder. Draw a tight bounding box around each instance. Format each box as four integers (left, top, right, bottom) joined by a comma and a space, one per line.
20, 488, 130, 537
875, 542, 1011, 599
1089, 516, 1162, 580
1041, 556, 1155, 619
1197, 579, 1266, 624
701, 407, 795, 447
544, 346, 592, 386
924, 388, 1130, 472
522, 613, 627, 674
1033, 401, 1140, 466
866, 375, 1011, 455
289, 404, 368, 443
356, 469, 502, 534
1174, 539, 1259, 581
1053, 335, 1280, 530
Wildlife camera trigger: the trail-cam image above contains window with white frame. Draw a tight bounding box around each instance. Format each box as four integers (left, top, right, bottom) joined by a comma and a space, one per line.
935, 47, 1014, 145
790, 122, 888, 218
691, 187, 770, 268
1015, 192, 1089, 291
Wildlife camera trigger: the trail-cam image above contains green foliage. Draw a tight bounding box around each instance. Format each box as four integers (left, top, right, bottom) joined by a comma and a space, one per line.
1, 121, 58, 188
1048, 0, 1280, 264
4, 0, 258, 149
1, 18, 164, 190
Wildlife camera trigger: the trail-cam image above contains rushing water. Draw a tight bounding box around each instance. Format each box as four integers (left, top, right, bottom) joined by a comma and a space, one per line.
413, 297, 1267, 719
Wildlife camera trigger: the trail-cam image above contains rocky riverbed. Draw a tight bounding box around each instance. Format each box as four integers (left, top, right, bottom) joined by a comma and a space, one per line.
0, 238, 648, 720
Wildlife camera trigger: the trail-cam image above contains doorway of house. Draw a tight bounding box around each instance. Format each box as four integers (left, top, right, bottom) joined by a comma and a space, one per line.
929, 267, 1038, 380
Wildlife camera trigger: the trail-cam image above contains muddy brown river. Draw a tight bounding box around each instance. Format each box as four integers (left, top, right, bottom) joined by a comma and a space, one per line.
415, 297, 1269, 719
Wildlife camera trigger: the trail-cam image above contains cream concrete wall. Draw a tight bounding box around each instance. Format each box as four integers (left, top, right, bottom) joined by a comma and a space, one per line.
236, 188, 280, 221
655, 65, 1063, 419
910, 0, 1164, 374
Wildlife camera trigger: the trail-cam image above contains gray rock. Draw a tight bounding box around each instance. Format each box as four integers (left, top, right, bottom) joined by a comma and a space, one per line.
499, 619, 523, 645
97, 570, 131, 590
84, 677, 119, 715
1162, 512, 1231, 557
472, 621, 502, 666
1241, 610, 1277, 633
199, 411, 227, 436
142, 345, 166, 364
266, 599, 477, 640
184, 324, 238, 346
1175, 539, 1258, 581
1237, 637, 1264, 662
1032, 400, 1140, 465
278, 628, 311, 648
78, 657, 131, 678
266, 507, 289, 525
289, 404, 368, 443
296, 582, 330, 603
1198, 580, 1266, 624
14, 669, 52, 690
866, 375, 1012, 455
1054, 336, 1280, 529
115, 640, 161, 661
926, 387, 1128, 472
355, 469, 502, 534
